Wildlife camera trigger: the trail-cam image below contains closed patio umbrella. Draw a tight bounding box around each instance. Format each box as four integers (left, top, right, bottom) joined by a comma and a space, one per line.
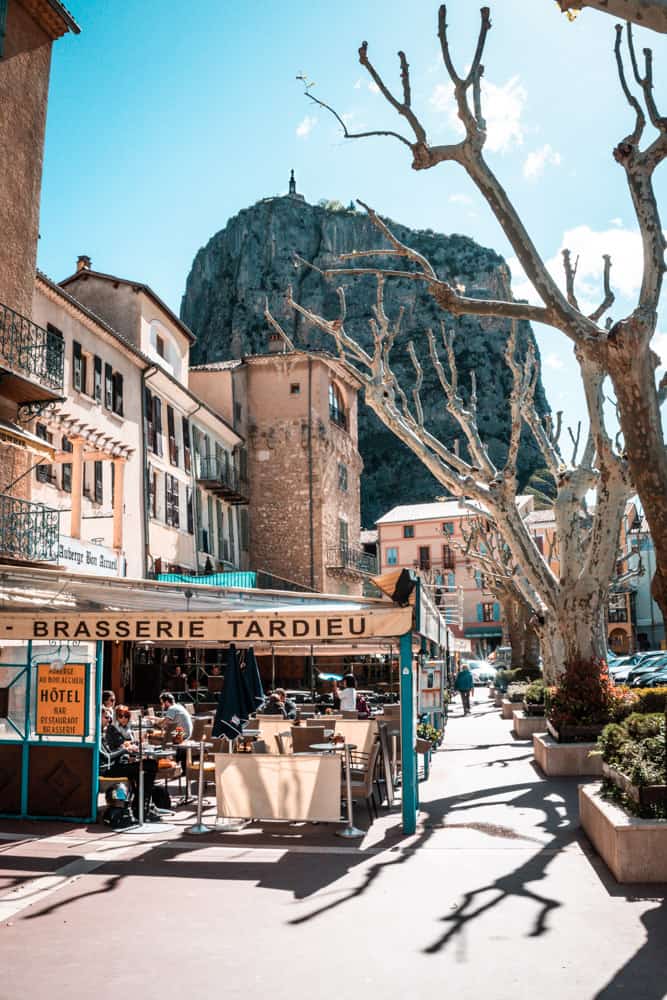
213, 646, 255, 739
243, 647, 264, 712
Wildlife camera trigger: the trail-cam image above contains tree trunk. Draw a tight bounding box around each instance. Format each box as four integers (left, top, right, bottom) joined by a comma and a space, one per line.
607, 345, 667, 633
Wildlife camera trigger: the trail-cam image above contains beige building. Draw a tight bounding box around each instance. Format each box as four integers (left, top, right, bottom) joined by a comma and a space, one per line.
58, 258, 244, 576
376, 500, 504, 655
190, 349, 371, 594
30, 273, 145, 577
0, 1, 77, 562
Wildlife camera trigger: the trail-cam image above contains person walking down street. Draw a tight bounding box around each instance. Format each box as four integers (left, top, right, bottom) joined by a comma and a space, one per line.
454, 664, 474, 716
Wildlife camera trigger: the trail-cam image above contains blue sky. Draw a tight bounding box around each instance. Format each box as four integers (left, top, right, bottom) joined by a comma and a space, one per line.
39, 0, 666, 443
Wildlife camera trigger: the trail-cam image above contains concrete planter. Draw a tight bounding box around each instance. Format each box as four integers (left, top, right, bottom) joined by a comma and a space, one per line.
533, 732, 603, 777
602, 762, 667, 810
579, 784, 667, 883
546, 719, 605, 744
501, 699, 517, 720
494, 693, 504, 708
512, 710, 548, 740
521, 701, 545, 718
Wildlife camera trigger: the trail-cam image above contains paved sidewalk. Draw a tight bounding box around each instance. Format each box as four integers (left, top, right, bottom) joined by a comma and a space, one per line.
0, 692, 665, 1000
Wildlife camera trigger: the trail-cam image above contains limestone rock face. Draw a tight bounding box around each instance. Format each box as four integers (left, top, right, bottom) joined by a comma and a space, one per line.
181, 196, 550, 526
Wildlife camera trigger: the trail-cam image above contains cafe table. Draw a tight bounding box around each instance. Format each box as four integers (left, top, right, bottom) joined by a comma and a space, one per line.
309, 741, 363, 839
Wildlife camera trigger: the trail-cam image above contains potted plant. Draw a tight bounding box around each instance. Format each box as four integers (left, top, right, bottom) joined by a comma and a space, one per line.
417, 721, 442, 749
546, 659, 632, 743
507, 683, 529, 705
523, 680, 546, 717
595, 713, 666, 815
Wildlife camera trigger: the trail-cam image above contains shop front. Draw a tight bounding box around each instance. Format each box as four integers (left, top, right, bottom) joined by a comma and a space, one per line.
0, 567, 449, 833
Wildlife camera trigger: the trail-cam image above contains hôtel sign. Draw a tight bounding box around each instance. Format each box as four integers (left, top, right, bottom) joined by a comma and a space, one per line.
0, 607, 412, 643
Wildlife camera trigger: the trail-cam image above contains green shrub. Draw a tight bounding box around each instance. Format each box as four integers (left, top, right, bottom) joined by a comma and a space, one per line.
524, 680, 545, 705
495, 669, 513, 692
627, 687, 667, 716
507, 682, 529, 704
595, 714, 665, 789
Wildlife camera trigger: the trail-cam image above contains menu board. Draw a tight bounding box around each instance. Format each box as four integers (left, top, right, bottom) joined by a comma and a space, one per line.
35, 662, 87, 737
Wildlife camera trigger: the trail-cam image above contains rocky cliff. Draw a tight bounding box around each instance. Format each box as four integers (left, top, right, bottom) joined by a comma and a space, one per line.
181, 194, 550, 526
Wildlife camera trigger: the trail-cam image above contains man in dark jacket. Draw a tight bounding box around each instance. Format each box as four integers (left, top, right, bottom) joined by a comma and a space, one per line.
454, 665, 474, 716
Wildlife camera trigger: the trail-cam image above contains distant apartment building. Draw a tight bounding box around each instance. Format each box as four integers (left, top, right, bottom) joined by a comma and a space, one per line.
0, 1, 78, 563
190, 348, 372, 595
376, 500, 505, 655
57, 258, 245, 577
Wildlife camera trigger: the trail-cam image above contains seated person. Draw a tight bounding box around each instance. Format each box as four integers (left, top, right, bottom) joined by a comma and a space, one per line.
154, 691, 194, 740
102, 689, 116, 725
101, 705, 160, 821
275, 688, 297, 720
260, 692, 286, 717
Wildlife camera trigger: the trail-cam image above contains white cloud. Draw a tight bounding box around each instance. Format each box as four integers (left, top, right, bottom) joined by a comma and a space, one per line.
448, 193, 473, 205
296, 115, 317, 138
523, 143, 561, 180
544, 353, 565, 370
368, 81, 381, 95
353, 79, 362, 90
510, 225, 649, 313
430, 75, 527, 153
610, 217, 624, 228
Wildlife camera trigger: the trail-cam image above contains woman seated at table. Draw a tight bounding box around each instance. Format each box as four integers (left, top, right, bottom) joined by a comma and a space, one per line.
101, 705, 161, 822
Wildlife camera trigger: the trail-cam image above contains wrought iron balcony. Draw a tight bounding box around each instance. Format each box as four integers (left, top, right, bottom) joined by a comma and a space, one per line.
0, 303, 65, 402
196, 457, 249, 504
0, 494, 59, 563
326, 545, 378, 576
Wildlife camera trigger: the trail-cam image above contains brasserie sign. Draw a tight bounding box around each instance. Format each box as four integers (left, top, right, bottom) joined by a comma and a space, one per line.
0, 607, 413, 643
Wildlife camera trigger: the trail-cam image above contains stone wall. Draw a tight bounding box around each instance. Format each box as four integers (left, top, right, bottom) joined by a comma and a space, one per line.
0, 2, 51, 318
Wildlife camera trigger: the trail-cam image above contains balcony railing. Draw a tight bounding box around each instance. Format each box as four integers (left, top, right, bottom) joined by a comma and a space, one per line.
196, 457, 249, 504
156, 570, 314, 593
0, 495, 59, 562
0, 303, 64, 395
326, 545, 378, 576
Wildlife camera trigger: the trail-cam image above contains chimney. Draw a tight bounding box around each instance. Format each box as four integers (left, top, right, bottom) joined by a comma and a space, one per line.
268, 330, 285, 354
76, 255, 92, 272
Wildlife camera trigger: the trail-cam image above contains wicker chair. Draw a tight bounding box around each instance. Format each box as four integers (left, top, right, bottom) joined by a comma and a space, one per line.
341, 741, 381, 822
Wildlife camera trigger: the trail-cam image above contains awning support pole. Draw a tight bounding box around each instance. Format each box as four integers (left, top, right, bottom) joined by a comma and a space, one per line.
400, 630, 417, 835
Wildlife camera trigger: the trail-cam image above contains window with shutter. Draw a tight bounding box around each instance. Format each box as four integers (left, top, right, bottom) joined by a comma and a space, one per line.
61, 436, 73, 492
112, 372, 123, 417
442, 545, 455, 569
182, 417, 191, 472
153, 395, 163, 456
207, 496, 215, 553
217, 501, 224, 560
482, 602, 495, 622
144, 386, 153, 450
186, 486, 194, 534
167, 406, 178, 465
35, 424, 51, 483
165, 474, 180, 528
111, 462, 115, 505
105, 364, 114, 409
94, 461, 103, 504
476, 603, 484, 622
147, 468, 156, 519
94, 356, 102, 402
72, 341, 83, 392
447, 572, 456, 589
493, 602, 501, 621
418, 546, 431, 570
240, 508, 249, 551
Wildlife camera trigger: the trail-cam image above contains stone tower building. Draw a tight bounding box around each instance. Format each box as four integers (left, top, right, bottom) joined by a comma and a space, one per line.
190, 350, 374, 595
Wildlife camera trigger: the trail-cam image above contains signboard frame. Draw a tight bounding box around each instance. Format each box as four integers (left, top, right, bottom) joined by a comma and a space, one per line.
34, 661, 89, 739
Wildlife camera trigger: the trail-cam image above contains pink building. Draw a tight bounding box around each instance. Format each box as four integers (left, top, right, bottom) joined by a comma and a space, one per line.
376, 500, 504, 656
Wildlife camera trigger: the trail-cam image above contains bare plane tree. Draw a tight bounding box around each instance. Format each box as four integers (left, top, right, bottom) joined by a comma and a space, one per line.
301, 4, 667, 635
266, 216, 631, 678
457, 515, 541, 672
555, 0, 667, 33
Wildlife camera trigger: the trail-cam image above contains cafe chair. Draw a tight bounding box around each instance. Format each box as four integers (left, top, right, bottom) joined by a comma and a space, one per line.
291, 725, 325, 753
275, 731, 292, 755
341, 741, 381, 823
252, 740, 269, 754
342, 710, 359, 719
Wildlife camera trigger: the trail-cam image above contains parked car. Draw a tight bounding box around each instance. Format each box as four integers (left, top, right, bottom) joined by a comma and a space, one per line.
466, 660, 496, 685
642, 668, 667, 687
626, 653, 667, 686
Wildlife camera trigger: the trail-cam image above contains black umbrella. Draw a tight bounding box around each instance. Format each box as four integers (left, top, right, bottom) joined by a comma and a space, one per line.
243, 647, 265, 713
213, 646, 255, 739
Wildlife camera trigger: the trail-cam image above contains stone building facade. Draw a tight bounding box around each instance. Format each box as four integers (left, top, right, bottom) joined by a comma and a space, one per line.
190, 350, 370, 595
0, 2, 77, 561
